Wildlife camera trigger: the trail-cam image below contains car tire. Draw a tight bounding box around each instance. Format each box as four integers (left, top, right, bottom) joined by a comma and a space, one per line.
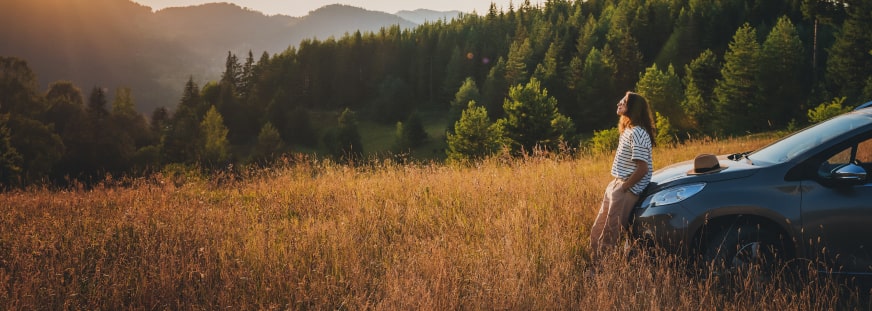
701, 221, 790, 281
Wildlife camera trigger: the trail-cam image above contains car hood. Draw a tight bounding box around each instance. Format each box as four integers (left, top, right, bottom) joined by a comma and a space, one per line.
645, 155, 759, 193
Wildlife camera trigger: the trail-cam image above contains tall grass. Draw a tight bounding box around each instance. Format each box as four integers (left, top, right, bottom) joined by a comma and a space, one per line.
0, 136, 867, 309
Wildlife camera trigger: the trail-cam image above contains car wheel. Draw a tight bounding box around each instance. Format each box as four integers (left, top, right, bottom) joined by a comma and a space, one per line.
701, 221, 789, 281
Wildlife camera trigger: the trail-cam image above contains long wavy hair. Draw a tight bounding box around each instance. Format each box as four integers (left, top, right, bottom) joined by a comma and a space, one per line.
618, 92, 656, 147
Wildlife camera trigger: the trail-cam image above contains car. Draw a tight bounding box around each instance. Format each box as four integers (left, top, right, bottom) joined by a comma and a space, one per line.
631, 107, 872, 276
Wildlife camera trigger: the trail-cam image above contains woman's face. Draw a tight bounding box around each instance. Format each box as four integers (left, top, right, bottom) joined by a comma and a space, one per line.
616, 94, 628, 116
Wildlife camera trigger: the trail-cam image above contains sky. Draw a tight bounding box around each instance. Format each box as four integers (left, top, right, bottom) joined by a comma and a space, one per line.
131, 0, 527, 17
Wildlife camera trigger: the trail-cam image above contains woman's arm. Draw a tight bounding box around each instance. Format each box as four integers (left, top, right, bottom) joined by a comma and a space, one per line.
620, 159, 648, 193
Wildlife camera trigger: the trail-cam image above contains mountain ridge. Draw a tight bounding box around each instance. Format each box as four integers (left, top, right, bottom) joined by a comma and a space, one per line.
0, 0, 442, 114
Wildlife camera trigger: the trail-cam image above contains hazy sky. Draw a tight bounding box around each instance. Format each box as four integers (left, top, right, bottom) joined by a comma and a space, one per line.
132, 0, 527, 17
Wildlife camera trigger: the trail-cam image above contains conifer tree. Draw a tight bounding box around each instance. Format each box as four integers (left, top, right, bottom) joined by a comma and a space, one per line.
448, 77, 482, 132
533, 41, 565, 103
636, 63, 687, 130
44, 81, 86, 142
150, 107, 169, 142
4, 115, 63, 184
0, 57, 45, 118
162, 77, 203, 164
681, 49, 720, 133
84, 86, 118, 174
759, 16, 807, 128
714, 23, 761, 134
111, 87, 153, 147
826, 0, 872, 101
482, 57, 509, 119
200, 105, 230, 166
500, 78, 573, 153
568, 47, 617, 132
250, 122, 284, 164
504, 38, 533, 86
395, 112, 428, 150
0, 114, 22, 186
327, 108, 363, 161
446, 101, 505, 162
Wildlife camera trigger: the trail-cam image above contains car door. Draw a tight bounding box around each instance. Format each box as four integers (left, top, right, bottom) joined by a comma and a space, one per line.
801, 136, 872, 274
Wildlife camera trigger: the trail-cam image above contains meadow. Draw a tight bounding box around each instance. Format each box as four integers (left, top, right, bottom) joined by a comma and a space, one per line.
0, 135, 868, 309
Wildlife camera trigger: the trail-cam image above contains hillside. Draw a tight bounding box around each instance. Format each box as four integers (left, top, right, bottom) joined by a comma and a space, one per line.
0, 0, 421, 114
395, 9, 463, 24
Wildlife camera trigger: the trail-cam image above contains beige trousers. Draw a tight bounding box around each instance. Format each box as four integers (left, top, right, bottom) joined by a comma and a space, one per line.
589, 178, 638, 259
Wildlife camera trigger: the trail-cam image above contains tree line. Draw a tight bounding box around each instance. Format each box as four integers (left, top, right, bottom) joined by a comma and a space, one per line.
2, 0, 871, 186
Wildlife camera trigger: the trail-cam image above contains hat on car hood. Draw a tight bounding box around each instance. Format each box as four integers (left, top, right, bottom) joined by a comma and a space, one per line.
687, 154, 728, 175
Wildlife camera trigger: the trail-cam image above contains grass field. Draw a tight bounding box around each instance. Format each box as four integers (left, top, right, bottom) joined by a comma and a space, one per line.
0, 135, 869, 309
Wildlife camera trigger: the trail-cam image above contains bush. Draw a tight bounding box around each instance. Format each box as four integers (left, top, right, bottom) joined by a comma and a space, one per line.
807, 97, 852, 124
588, 127, 619, 154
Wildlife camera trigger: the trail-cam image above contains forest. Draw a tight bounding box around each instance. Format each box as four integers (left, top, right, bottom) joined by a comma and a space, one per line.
1, 0, 871, 187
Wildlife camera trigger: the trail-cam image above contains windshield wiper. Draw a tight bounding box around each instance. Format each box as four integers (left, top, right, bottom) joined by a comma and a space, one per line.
728, 151, 752, 161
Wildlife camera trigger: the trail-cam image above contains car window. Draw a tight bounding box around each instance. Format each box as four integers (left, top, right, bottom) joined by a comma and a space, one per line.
857, 138, 872, 164
855, 138, 872, 173
818, 137, 872, 177
749, 113, 872, 165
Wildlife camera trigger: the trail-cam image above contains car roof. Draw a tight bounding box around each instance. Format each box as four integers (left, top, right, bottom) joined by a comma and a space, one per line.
854, 100, 872, 111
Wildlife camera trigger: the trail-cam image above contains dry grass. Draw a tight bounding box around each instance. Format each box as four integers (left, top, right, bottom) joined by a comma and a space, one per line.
0, 135, 868, 309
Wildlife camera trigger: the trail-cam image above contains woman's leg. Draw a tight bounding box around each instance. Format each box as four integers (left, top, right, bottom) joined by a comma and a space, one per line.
591, 179, 638, 258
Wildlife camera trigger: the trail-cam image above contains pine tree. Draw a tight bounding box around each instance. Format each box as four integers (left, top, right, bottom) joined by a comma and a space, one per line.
681, 49, 720, 133
482, 57, 509, 119
654, 112, 676, 146
162, 77, 203, 164
150, 107, 169, 142
759, 16, 807, 128
0, 114, 22, 186
500, 78, 573, 153
0, 57, 45, 118
250, 122, 284, 164
395, 112, 428, 150
448, 77, 482, 132
446, 101, 506, 162
4, 115, 63, 184
569, 47, 617, 132
44, 81, 85, 141
87, 86, 109, 120
85, 86, 118, 175
606, 15, 644, 92
826, 0, 872, 101
714, 23, 761, 134
200, 105, 230, 166
111, 87, 153, 147
636, 63, 687, 131
240, 50, 255, 100
330, 108, 363, 161
533, 41, 565, 103
504, 38, 533, 86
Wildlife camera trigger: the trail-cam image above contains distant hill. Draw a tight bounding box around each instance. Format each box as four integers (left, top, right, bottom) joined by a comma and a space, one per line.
0, 0, 431, 114
395, 9, 463, 24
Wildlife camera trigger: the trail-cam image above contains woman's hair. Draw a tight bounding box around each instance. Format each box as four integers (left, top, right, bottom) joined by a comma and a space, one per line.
619, 92, 656, 146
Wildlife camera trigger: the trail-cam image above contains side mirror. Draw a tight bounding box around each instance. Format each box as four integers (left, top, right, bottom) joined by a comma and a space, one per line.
832, 163, 867, 183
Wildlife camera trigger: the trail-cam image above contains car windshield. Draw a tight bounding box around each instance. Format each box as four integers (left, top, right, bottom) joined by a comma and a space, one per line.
748, 112, 872, 165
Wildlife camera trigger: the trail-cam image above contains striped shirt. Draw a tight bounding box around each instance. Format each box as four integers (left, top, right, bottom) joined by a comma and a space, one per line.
610, 126, 653, 195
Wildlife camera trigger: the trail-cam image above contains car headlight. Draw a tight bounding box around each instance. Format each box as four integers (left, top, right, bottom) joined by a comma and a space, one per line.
640, 183, 706, 208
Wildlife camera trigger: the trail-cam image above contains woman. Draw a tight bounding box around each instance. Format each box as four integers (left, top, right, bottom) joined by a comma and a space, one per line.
589, 91, 655, 260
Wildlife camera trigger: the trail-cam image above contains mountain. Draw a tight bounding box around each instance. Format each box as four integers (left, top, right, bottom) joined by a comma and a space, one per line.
0, 0, 427, 114
297, 5, 416, 41
395, 9, 463, 24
